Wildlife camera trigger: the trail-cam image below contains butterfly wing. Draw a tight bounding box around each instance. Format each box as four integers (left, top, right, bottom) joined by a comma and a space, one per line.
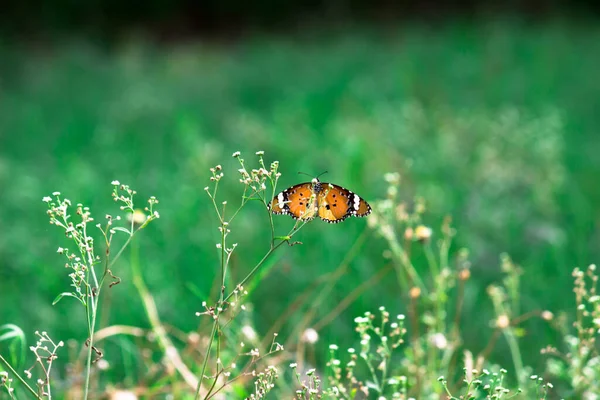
317, 183, 372, 223
270, 183, 318, 220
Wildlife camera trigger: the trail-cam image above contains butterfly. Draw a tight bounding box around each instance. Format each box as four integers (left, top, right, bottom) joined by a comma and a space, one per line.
269, 178, 372, 223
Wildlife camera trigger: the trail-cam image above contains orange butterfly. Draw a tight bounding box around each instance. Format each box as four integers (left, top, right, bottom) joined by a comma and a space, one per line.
270, 177, 371, 223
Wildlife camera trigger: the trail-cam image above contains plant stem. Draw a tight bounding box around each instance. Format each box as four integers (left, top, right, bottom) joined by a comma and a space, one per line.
389, 239, 427, 294
223, 244, 284, 303
82, 215, 103, 400
129, 240, 198, 390
0, 354, 41, 399
195, 322, 218, 399
82, 294, 98, 400
503, 329, 525, 387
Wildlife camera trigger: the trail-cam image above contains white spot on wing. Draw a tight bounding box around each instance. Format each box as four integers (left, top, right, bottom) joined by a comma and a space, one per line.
277, 192, 285, 208
353, 194, 361, 211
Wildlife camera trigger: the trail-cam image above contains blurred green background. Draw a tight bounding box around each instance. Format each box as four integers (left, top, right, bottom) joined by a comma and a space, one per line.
1, 9, 600, 393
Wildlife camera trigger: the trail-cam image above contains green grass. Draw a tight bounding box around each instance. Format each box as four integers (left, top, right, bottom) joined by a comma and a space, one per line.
1, 20, 600, 398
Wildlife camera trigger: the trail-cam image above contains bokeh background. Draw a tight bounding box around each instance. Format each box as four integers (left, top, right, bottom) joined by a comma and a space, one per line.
1, 0, 600, 397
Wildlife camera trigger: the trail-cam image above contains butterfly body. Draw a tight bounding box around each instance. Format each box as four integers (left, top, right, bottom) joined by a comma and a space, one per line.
270, 178, 371, 223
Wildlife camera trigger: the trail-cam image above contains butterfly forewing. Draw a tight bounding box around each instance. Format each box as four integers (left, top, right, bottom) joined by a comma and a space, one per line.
270, 183, 317, 220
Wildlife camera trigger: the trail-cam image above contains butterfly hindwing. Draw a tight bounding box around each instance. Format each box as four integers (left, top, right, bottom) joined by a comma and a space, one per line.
317, 183, 372, 223
270, 183, 317, 220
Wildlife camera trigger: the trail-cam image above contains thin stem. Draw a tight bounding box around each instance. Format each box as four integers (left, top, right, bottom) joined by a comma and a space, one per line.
364, 356, 381, 392
224, 244, 284, 303
82, 214, 104, 400
196, 229, 291, 399
478, 329, 501, 362
219, 203, 227, 300
204, 327, 223, 398
503, 328, 524, 387
199, 183, 238, 399
195, 322, 218, 399
388, 239, 427, 294
283, 230, 369, 349
447, 278, 466, 381
441, 380, 455, 398
129, 240, 198, 390
209, 182, 222, 220
106, 235, 134, 270
194, 164, 289, 399
0, 354, 41, 399
379, 347, 390, 395
424, 242, 439, 279
424, 241, 444, 332
409, 294, 423, 394
82, 294, 98, 400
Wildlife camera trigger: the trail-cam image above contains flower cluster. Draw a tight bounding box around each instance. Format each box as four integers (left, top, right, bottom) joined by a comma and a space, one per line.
247, 365, 279, 399
234, 151, 280, 194
23, 331, 64, 398
43, 193, 101, 303
196, 284, 249, 319
111, 180, 160, 225
290, 364, 323, 400
367, 172, 432, 246
0, 371, 14, 398
544, 264, 600, 397
324, 307, 408, 398
43, 182, 160, 304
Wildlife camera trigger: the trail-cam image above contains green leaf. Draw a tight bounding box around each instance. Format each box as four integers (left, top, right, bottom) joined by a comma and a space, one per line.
112, 227, 132, 235
185, 282, 207, 300
365, 380, 379, 391
0, 324, 27, 367
52, 292, 85, 306
0, 324, 24, 343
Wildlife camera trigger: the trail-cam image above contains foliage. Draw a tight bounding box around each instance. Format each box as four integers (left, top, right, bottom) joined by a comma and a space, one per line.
0, 152, 599, 398
1, 23, 600, 399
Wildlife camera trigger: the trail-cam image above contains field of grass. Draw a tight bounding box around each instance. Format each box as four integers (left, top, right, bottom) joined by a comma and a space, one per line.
1, 20, 600, 398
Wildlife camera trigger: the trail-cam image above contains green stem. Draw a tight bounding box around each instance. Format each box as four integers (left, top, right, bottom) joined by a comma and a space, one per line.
204, 331, 222, 397
503, 329, 524, 388
379, 348, 390, 394
194, 171, 289, 399
107, 235, 134, 270
424, 243, 443, 329
82, 216, 104, 400
195, 232, 292, 399
130, 240, 199, 391
223, 244, 285, 303
0, 354, 41, 399
424, 242, 439, 279
195, 322, 218, 399
364, 357, 381, 393
82, 294, 98, 400
389, 239, 427, 294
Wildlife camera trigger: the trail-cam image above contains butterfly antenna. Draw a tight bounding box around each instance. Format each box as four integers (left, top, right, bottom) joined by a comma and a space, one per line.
298, 170, 328, 179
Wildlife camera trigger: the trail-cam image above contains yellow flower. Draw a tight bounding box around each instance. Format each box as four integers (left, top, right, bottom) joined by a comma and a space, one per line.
415, 225, 432, 242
